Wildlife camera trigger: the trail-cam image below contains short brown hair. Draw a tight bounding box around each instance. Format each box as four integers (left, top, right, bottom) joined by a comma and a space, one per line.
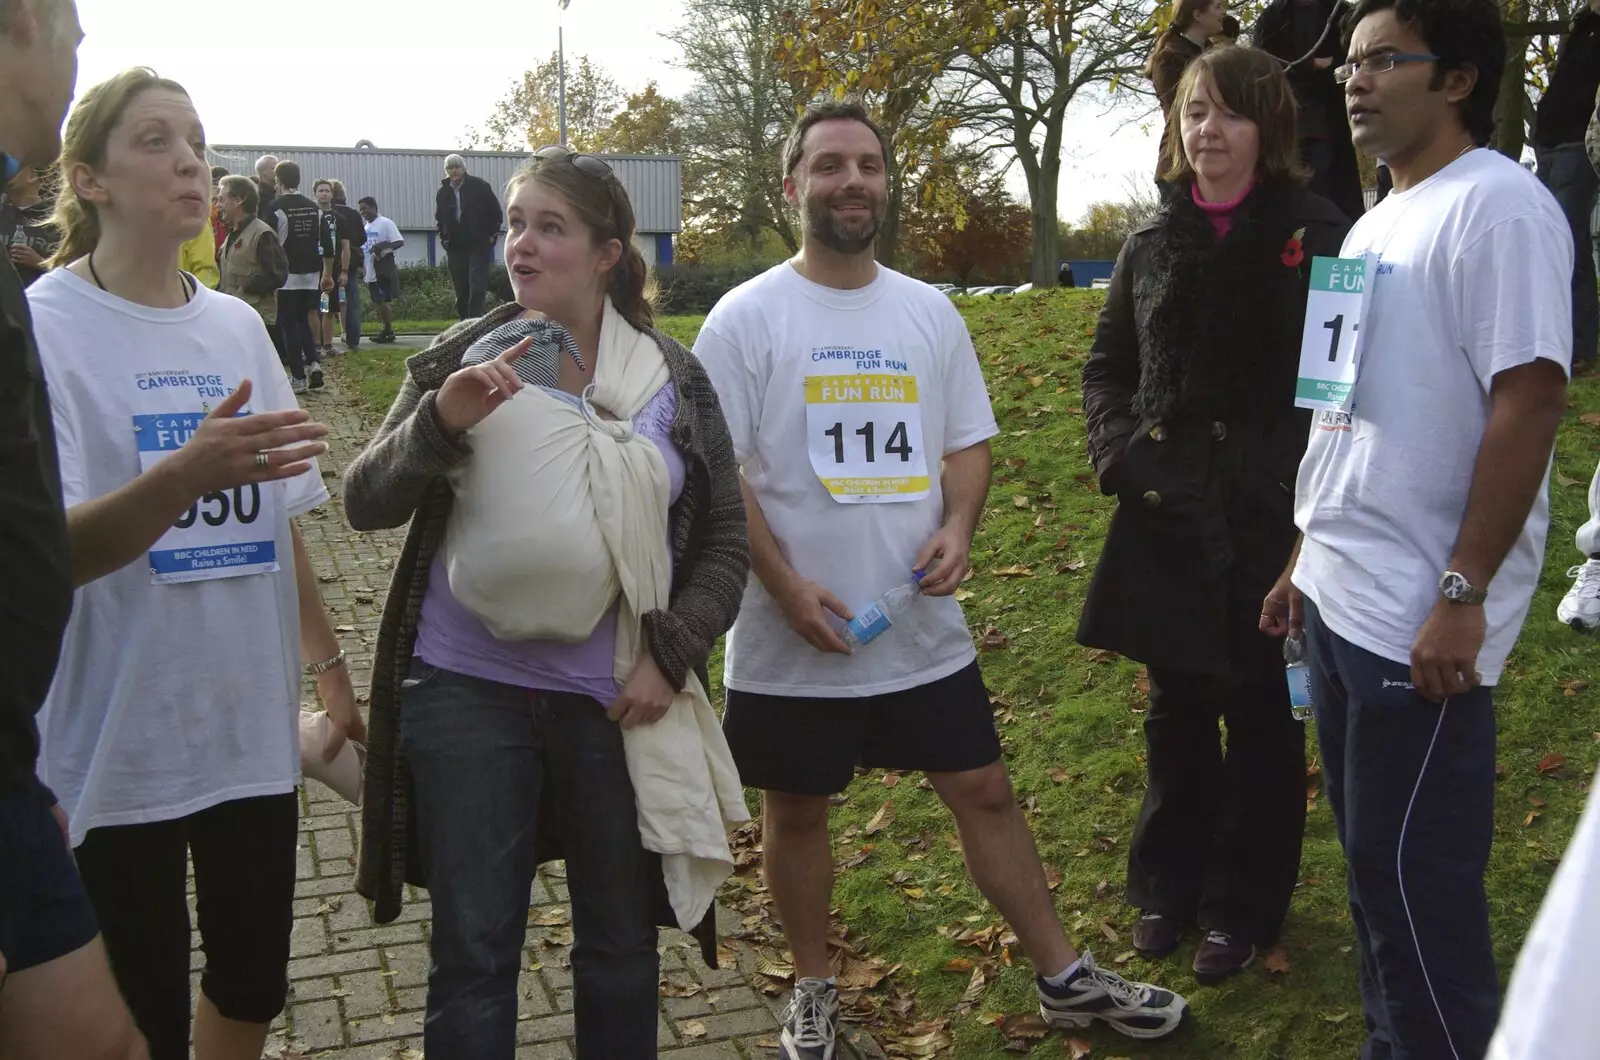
782, 100, 891, 178
218, 174, 258, 215
1159, 44, 1308, 185
274, 159, 301, 190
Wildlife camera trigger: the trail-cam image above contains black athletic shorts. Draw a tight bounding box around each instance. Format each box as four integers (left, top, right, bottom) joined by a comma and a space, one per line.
0, 775, 100, 973
369, 258, 399, 302
722, 661, 1002, 796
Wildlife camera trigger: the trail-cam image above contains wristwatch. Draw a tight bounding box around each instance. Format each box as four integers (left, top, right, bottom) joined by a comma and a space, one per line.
1438, 571, 1487, 605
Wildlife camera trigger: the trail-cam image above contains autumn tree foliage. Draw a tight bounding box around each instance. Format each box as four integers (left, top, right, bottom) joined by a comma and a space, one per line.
902, 166, 1033, 284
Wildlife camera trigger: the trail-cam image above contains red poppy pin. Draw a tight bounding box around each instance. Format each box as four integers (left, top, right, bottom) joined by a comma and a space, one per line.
1281, 227, 1307, 268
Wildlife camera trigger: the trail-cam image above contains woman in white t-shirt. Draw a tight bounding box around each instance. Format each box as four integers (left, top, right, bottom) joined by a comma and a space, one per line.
29, 69, 365, 1060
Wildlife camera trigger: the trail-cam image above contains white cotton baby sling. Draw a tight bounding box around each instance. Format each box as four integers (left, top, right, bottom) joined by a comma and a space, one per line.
442, 302, 748, 931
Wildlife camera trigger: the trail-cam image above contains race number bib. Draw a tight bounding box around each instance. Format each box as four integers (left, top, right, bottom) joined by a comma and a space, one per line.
805, 365, 930, 504
1295, 254, 1376, 413
136, 412, 281, 583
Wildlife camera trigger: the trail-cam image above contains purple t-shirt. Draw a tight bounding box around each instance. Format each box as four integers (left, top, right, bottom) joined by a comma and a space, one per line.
414, 381, 685, 705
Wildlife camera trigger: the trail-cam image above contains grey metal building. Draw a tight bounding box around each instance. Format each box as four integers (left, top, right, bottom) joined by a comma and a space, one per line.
207, 144, 683, 268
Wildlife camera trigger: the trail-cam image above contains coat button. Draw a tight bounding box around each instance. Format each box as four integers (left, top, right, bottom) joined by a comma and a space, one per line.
1149, 423, 1168, 442
1211, 421, 1227, 441
1142, 490, 1162, 508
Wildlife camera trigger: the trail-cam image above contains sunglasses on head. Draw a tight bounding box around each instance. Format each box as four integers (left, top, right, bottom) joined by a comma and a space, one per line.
533, 145, 614, 181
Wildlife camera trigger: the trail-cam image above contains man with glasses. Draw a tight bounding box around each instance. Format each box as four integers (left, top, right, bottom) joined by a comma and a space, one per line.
1261, 1, 1570, 1056
1533, 0, 1600, 374
433, 153, 502, 320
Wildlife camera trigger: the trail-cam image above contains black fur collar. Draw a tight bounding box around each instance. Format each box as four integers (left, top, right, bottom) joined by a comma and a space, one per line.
1134, 178, 1304, 423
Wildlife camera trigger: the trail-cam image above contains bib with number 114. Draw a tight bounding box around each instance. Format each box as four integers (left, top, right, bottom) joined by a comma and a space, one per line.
804, 353, 930, 504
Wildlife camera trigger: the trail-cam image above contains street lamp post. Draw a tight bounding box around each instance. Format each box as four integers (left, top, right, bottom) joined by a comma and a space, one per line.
558, 0, 572, 147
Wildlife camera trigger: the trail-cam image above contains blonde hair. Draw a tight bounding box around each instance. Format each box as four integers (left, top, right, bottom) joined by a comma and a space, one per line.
47, 67, 192, 268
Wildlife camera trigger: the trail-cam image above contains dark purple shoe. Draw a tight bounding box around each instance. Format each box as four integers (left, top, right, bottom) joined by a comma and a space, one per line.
1193, 931, 1256, 984
1132, 913, 1182, 958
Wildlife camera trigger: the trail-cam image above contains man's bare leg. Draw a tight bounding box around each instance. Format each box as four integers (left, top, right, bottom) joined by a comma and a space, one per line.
0, 936, 148, 1060
761, 791, 836, 980
929, 762, 1077, 976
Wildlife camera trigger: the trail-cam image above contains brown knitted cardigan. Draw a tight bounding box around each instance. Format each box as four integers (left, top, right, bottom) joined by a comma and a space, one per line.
345, 304, 749, 963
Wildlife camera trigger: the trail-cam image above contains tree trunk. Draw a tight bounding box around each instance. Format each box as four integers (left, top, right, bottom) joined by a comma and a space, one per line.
878, 154, 905, 269
1493, 0, 1530, 158
1029, 155, 1061, 288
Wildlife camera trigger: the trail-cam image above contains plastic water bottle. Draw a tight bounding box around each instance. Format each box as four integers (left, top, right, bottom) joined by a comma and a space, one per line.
319, 292, 330, 314
1284, 632, 1313, 722
840, 572, 925, 651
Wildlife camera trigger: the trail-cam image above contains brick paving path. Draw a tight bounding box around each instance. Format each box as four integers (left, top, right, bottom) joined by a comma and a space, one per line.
247, 351, 883, 1060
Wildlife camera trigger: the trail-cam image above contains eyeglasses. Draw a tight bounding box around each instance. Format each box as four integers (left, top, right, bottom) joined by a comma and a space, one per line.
1334, 52, 1439, 85
533, 145, 614, 182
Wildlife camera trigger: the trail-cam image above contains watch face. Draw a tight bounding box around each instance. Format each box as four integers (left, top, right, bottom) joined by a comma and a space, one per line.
1441, 573, 1465, 599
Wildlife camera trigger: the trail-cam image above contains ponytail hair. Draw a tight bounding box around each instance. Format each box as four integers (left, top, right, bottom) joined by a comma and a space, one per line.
48, 67, 192, 269
608, 241, 656, 333
506, 152, 656, 333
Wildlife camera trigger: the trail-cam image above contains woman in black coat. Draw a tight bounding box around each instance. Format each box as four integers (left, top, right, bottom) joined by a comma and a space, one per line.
1077, 44, 1350, 984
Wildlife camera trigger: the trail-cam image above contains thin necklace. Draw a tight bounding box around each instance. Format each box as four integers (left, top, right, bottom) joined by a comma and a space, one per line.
87, 249, 193, 304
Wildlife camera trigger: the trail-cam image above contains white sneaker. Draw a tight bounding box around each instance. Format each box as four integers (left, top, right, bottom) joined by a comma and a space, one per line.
779, 978, 838, 1060
1558, 559, 1600, 631
1037, 950, 1188, 1040
290, 376, 308, 395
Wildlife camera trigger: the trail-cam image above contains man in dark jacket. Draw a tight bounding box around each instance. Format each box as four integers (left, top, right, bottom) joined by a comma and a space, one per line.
434, 153, 502, 319
1252, 0, 1367, 221
1534, 0, 1600, 372
0, 1, 150, 1054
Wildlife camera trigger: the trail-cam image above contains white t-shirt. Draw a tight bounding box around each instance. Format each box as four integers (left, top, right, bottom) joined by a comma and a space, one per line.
1488, 772, 1600, 1060
29, 269, 327, 844
695, 263, 998, 697
363, 215, 403, 283
1292, 149, 1572, 685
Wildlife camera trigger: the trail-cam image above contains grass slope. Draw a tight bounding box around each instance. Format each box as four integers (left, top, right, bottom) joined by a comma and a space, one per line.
338, 293, 1600, 1059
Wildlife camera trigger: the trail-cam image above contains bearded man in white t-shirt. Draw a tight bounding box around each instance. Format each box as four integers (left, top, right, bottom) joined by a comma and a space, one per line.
1258, 2, 1572, 1057
694, 102, 1188, 1060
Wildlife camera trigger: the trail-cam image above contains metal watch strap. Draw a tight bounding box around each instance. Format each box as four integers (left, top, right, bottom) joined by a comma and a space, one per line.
304, 648, 347, 675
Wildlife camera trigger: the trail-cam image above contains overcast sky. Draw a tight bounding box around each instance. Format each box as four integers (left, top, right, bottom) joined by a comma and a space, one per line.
70, 0, 1162, 226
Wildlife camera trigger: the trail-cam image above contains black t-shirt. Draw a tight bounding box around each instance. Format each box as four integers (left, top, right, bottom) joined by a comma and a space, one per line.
0, 256, 74, 793
268, 193, 335, 276
330, 204, 367, 269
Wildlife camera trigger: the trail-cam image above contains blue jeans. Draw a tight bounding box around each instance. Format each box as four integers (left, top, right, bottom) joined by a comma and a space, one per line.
1303, 600, 1499, 1060
1537, 143, 1598, 368
399, 661, 660, 1060
343, 270, 362, 348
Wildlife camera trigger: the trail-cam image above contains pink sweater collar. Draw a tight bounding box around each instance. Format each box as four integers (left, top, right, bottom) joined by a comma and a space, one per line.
1191, 178, 1257, 215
